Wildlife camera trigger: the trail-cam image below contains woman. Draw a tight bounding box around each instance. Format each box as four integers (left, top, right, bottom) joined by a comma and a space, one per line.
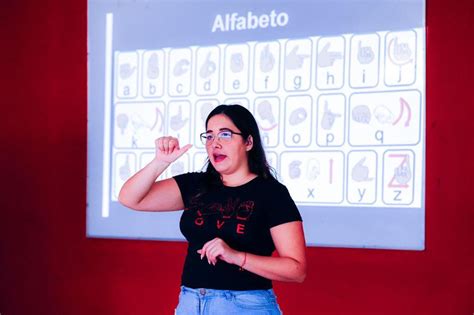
119, 104, 306, 314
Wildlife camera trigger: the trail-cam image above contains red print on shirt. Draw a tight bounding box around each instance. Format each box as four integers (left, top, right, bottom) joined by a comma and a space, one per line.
192, 198, 255, 235
236, 201, 255, 221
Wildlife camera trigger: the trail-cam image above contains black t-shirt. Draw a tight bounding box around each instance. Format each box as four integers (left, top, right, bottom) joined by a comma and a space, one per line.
173, 172, 302, 290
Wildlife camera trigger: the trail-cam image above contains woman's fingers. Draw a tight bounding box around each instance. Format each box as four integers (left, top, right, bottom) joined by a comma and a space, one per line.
199, 238, 217, 261
156, 137, 175, 153
204, 245, 220, 265
198, 238, 215, 261
207, 246, 222, 265
155, 137, 192, 162
168, 138, 179, 153
156, 137, 170, 153
156, 138, 164, 152
163, 138, 168, 154
197, 238, 225, 265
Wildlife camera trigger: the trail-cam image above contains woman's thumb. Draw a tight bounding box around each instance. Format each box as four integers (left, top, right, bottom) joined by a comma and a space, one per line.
177, 144, 193, 157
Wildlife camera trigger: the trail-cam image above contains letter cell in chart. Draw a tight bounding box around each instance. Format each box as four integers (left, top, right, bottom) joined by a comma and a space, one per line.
349, 90, 422, 146
168, 48, 192, 96
384, 30, 417, 86
349, 33, 380, 88
280, 151, 345, 204
284, 95, 313, 147
114, 102, 166, 149
224, 44, 250, 95
116, 51, 139, 99
316, 36, 345, 90
254, 97, 280, 148
284, 39, 312, 92
316, 93, 346, 147
142, 50, 165, 98
347, 150, 377, 204
195, 46, 220, 96
253, 41, 281, 93
382, 150, 415, 205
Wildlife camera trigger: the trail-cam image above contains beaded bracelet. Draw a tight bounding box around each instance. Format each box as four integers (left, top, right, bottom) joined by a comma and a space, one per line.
239, 252, 247, 271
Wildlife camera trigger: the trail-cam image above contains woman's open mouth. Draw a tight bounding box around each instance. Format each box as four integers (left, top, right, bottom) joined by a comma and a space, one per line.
213, 154, 227, 163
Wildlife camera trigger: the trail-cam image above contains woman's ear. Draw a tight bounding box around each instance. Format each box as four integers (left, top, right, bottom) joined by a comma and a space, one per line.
245, 135, 254, 151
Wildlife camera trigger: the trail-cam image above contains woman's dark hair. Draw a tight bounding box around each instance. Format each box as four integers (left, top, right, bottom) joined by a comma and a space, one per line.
202, 104, 276, 188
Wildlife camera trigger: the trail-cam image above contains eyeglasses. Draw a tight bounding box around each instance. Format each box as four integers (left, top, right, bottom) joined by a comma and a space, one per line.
200, 129, 244, 145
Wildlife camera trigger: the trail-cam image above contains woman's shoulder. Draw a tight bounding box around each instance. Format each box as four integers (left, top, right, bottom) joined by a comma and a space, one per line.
172, 172, 208, 199
173, 171, 206, 184
258, 176, 289, 192
174, 171, 205, 178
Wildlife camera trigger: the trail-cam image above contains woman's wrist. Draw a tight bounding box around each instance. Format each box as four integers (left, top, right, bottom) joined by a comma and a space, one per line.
239, 252, 247, 271
150, 159, 171, 175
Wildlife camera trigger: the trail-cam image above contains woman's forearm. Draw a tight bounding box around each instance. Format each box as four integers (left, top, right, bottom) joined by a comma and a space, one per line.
199, 227, 306, 283
118, 159, 169, 208
234, 252, 306, 283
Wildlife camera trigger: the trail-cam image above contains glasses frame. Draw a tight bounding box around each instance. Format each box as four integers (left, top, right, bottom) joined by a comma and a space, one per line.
200, 129, 244, 146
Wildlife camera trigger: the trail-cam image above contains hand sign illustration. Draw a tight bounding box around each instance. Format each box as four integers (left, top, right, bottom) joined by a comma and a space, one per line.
351, 157, 373, 182
147, 52, 160, 79
170, 106, 188, 131
257, 100, 278, 130
173, 59, 190, 76
388, 37, 413, 66
286, 45, 310, 70
199, 52, 216, 78
116, 113, 129, 135
230, 53, 244, 73
290, 107, 308, 126
321, 101, 341, 130
357, 41, 374, 64
119, 63, 136, 79
289, 107, 307, 126
318, 42, 343, 67
388, 154, 412, 188
119, 155, 131, 181
260, 44, 275, 73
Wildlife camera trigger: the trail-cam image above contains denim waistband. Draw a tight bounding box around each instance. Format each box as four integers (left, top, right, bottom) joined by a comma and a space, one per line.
180, 285, 276, 298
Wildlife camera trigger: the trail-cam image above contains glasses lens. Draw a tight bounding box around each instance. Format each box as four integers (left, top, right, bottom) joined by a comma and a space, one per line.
218, 131, 233, 141
201, 133, 214, 145
200, 133, 208, 145
201, 131, 236, 145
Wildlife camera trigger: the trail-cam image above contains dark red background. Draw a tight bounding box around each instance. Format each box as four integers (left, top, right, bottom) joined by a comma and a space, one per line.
1, 0, 473, 314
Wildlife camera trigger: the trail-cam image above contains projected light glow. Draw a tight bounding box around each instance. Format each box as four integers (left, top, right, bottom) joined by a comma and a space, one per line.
87, 0, 426, 250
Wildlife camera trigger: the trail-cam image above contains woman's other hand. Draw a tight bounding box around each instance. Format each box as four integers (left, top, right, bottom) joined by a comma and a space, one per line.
197, 238, 244, 267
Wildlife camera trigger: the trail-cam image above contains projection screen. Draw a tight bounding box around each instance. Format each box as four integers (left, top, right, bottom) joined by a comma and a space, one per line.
87, 0, 426, 250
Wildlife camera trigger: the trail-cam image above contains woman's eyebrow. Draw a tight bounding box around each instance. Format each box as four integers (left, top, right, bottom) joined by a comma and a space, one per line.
205, 127, 233, 133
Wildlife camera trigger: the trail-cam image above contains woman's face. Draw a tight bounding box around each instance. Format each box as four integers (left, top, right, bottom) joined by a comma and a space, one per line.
205, 114, 253, 177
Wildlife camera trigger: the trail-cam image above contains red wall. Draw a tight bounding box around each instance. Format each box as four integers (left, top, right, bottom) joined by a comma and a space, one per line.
1, 0, 473, 314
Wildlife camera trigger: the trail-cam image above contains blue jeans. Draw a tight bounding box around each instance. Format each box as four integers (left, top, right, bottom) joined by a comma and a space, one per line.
175, 286, 282, 315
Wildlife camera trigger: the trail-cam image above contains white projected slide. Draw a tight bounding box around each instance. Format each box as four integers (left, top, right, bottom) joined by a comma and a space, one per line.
87, 0, 426, 250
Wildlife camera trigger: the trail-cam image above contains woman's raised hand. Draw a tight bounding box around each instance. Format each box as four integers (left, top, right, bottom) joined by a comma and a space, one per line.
155, 136, 192, 164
